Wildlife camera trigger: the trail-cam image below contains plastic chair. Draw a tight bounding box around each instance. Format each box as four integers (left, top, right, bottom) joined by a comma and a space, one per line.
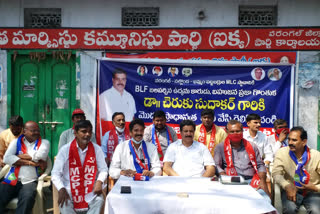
273, 183, 307, 214
0, 157, 52, 214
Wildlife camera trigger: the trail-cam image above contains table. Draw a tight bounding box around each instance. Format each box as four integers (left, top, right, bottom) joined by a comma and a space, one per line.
105, 176, 276, 214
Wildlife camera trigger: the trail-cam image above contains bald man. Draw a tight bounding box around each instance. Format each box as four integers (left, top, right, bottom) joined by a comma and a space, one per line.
0, 121, 50, 214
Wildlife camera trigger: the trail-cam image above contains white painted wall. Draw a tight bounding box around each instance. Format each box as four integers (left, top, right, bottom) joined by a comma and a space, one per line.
79, 51, 102, 127
0, 51, 7, 132
0, 0, 320, 27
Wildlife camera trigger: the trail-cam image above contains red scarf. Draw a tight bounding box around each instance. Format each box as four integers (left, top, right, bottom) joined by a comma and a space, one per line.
107, 127, 130, 162
152, 126, 173, 161
224, 137, 260, 188
198, 124, 216, 153
69, 139, 97, 212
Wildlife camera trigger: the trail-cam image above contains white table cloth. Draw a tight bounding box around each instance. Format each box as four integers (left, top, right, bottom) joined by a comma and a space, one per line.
105, 176, 276, 214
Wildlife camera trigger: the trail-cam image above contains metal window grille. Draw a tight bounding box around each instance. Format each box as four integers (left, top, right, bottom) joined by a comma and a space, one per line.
24, 8, 61, 28
122, 7, 159, 27
239, 6, 277, 26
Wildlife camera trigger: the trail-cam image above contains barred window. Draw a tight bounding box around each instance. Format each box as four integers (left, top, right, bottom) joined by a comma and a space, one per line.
24, 8, 61, 28
122, 7, 159, 27
239, 6, 277, 26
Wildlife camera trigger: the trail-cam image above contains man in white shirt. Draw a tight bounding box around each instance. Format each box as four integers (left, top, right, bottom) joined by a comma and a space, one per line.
143, 110, 178, 164
58, 108, 96, 150
109, 119, 161, 179
0, 121, 50, 214
101, 112, 130, 166
163, 120, 215, 177
100, 68, 136, 122
52, 120, 108, 214
243, 114, 272, 166
267, 119, 289, 160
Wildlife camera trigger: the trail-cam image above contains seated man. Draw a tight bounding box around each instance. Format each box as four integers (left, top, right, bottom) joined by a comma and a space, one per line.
0, 115, 24, 167
272, 126, 320, 213
58, 108, 96, 150
194, 109, 227, 158
214, 120, 270, 200
52, 120, 108, 214
163, 120, 215, 177
143, 110, 178, 164
0, 121, 50, 214
267, 119, 289, 160
101, 112, 130, 166
109, 119, 161, 179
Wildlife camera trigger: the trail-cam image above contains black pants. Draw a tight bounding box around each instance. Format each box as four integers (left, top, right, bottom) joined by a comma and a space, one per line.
0, 181, 37, 214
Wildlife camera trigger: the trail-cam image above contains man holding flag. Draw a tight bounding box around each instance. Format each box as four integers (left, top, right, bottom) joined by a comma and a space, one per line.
272, 127, 320, 213
0, 121, 50, 214
143, 110, 178, 166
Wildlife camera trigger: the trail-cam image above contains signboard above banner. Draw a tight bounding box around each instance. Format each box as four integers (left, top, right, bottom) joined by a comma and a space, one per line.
0, 28, 319, 50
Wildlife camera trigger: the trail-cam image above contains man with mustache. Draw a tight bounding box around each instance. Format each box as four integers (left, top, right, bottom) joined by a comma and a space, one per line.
109, 119, 161, 179
272, 127, 320, 213
100, 68, 136, 122
0, 121, 50, 214
194, 109, 227, 158
143, 110, 178, 166
52, 120, 108, 214
163, 120, 215, 177
214, 120, 270, 200
267, 119, 289, 161
101, 112, 130, 166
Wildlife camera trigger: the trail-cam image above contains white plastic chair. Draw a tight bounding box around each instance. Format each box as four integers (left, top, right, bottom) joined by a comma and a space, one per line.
273, 183, 307, 214
0, 157, 52, 214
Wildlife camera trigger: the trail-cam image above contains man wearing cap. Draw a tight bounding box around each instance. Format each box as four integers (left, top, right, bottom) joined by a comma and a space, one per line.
194, 109, 227, 158
101, 112, 130, 166
58, 109, 96, 150
143, 110, 178, 165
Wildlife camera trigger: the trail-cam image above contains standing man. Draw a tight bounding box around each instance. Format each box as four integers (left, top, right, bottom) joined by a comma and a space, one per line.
214, 120, 270, 200
0, 115, 24, 167
143, 110, 178, 164
101, 112, 130, 166
58, 108, 96, 150
272, 127, 320, 213
194, 109, 227, 158
109, 119, 161, 179
163, 120, 215, 177
267, 119, 290, 160
100, 68, 136, 122
0, 121, 50, 214
243, 114, 272, 166
52, 120, 108, 214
